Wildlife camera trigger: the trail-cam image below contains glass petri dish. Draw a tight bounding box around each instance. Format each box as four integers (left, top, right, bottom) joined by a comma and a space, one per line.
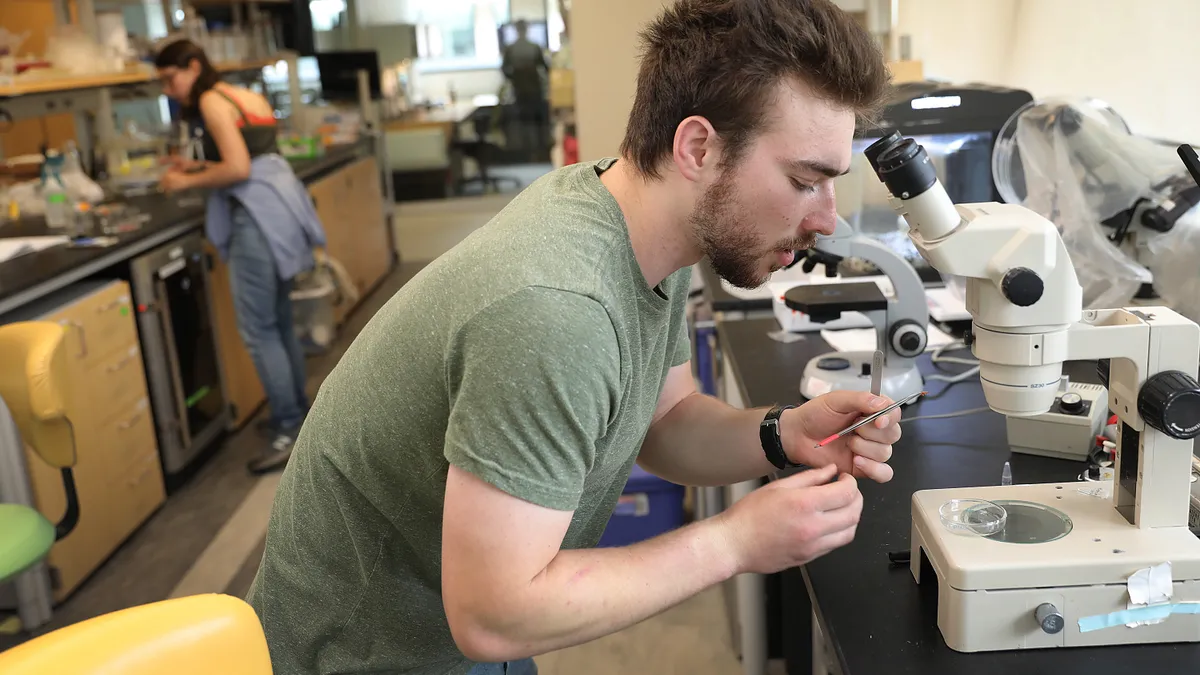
939, 499, 1008, 536
987, 500, 1074, 544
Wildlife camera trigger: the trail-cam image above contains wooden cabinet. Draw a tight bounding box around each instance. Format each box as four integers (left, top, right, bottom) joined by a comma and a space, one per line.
309, 155, 394, 322
5, 280, 166, 601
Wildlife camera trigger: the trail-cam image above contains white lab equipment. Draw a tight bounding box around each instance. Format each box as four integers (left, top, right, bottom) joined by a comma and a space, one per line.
782, 216, 929, 402
867, 131, 1200, 652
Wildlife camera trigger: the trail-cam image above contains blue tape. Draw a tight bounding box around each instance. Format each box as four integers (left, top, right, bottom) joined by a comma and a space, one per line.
1077, 603, 1200, 633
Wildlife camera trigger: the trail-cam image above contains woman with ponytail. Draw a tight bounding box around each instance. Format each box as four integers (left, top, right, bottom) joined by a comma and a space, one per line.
156, 39, 326, 474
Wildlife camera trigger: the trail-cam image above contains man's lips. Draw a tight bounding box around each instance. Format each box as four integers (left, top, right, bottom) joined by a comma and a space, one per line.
776, 250, 796, 267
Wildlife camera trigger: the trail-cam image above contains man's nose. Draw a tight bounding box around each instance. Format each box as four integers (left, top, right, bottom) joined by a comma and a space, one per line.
803, 182, 839, 236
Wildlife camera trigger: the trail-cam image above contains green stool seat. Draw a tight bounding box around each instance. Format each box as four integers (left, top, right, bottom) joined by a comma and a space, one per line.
0, 504, 54, 582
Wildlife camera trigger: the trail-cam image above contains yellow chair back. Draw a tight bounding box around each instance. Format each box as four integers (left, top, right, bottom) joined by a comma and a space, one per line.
0, 322, 75, 468
0, 594, 273, 674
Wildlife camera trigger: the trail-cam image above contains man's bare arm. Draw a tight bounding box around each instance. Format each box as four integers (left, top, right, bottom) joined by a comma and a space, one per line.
636, 363, 778, 486
441, 463, 860, 662
441, 465, 737, 662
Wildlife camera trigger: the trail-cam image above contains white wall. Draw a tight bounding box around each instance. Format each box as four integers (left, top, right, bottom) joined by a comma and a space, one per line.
893, 0, 1200, 143
1003, 0, 1200, 143
509, 0, 547, 20
893, 0, 1018, 85
571, 0, 672, 161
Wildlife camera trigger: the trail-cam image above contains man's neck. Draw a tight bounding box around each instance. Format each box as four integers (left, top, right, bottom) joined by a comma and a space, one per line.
600, 160, 700, 289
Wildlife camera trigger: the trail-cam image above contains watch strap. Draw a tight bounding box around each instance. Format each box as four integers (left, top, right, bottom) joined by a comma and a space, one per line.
760, 403, 800, 470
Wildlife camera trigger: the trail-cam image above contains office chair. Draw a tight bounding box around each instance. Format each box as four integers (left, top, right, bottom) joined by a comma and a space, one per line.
0, 321, 81, 634
0, 594, 273, 674
454, 106, 522, 195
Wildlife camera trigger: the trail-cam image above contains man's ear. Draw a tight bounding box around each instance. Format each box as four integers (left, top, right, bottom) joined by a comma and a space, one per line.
672, 115, 721, 184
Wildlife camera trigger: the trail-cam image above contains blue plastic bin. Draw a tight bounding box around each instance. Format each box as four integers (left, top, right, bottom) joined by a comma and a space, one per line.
597, 465, 686, 547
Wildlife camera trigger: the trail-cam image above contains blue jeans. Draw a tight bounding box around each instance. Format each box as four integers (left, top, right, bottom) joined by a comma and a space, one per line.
227, 202, 309, 431
467, 658, 538, 675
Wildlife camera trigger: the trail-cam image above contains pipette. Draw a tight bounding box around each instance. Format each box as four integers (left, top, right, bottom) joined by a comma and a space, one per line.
813, 390, 926, 448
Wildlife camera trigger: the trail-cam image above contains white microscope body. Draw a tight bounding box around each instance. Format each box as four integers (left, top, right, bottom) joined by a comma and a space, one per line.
789, 217, 928, 402
866, 132, 1200, 652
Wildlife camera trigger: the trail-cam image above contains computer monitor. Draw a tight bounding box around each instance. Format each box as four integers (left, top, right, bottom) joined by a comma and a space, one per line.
315, 50, 381, 101
498, 21, 548, 49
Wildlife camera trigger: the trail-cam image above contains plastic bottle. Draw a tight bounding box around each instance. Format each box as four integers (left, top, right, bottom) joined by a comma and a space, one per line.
42, 151, 71, 230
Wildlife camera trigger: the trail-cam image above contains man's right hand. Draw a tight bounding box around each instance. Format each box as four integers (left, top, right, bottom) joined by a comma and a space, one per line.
715, 464, 862, 575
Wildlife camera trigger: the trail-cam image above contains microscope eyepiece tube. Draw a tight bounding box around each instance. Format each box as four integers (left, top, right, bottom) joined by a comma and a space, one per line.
864, 130, 903, 173
875, 138, 938, 200
866, 135, 963, 241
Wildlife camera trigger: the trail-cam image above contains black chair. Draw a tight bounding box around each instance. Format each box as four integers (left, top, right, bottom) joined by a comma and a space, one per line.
453, 106, 522, 195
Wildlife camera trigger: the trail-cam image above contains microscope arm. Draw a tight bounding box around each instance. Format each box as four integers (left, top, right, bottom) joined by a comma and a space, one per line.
843, 237, 930, 329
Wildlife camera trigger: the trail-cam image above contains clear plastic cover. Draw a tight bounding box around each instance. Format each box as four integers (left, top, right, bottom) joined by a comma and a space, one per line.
991, 97, 1185, 309
1143, 207, 1200, 322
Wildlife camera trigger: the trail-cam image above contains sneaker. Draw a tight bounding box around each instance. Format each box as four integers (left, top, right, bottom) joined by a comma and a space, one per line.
247, 434, 295, 475
255, 410, 309, 439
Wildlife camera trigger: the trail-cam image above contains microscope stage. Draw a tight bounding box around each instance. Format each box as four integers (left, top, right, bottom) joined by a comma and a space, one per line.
911, 483, 1200, 651
912, 483, 1200, 592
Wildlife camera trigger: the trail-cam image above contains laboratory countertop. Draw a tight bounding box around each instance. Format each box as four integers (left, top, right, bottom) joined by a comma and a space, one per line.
0, 140, 375, 316
715, 317, 1200, 674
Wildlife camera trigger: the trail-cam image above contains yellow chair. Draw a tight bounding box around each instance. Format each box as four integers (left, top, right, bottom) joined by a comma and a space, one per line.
0, 322, 81, 632
0, 594, 273, 674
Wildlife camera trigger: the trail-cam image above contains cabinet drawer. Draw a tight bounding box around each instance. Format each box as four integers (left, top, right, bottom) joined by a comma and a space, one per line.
108, 451, 166, 545
75, 344, 150, 433
101, 398, 158, 476
49, 282, 137, 370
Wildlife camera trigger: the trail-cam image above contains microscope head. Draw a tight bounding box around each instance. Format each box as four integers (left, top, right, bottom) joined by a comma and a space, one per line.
864, 132, 1086, 416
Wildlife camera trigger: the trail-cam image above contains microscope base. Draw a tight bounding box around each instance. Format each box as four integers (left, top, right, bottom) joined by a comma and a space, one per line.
911, 482, 1200, 652
799, 350, 924, 402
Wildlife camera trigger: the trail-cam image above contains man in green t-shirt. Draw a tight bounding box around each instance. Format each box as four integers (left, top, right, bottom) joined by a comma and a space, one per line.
246, 1, 895, 673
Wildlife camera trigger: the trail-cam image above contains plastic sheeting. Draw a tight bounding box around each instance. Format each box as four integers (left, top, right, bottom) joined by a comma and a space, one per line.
993, 98, 1190, 310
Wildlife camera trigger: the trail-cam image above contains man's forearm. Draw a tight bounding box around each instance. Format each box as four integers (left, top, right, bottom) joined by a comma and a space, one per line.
637, 393, 776, 486
457, 517, 737, 661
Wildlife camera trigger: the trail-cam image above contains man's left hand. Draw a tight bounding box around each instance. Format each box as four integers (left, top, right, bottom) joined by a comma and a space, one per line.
781, 391, 902, 483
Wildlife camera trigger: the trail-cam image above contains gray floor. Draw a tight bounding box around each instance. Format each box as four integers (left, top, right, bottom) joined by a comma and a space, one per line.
1, 257, 749, 674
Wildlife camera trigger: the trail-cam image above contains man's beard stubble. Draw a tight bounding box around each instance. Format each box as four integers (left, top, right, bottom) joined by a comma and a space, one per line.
691, 169, 817, 290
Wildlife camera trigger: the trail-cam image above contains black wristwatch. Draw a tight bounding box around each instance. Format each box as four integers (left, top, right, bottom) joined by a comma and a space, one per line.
760, 404, 801, 470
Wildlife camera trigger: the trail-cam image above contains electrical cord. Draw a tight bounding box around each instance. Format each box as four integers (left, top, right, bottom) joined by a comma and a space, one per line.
919, 341, 980, 399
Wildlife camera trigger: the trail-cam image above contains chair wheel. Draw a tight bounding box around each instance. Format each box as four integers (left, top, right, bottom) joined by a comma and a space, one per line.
0, 615, 22, 634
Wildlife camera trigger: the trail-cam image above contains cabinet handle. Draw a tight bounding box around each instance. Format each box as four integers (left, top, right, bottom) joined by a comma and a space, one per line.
67, 321, 88, 358
128, 463, 155, 487
107, 352, 137, 373
118, 411, 144, 430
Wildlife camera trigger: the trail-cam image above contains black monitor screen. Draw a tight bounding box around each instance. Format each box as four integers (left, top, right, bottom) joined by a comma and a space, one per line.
316, 50, 381, 101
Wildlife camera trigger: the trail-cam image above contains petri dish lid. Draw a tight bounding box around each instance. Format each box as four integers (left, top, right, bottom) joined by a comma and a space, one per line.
992, 97, 1131, 206
939, 498, 1007, 536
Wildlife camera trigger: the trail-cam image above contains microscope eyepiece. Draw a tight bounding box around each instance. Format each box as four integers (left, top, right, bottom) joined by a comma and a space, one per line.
872, 138, 938, 200
864, 131, 904, 173
864, 132, 963, 241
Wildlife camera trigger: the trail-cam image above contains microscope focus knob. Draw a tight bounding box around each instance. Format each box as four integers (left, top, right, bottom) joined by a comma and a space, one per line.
1138, 371, 1200, 440
1001, 268, 1044, 307
1058, 391, 1085, 415
1034, 603, 1065, 634
889, 320, 927, 358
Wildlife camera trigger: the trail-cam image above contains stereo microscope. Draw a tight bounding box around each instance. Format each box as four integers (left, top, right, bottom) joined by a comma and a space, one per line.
783, 217, 928, 402
866, 131, 1200, 651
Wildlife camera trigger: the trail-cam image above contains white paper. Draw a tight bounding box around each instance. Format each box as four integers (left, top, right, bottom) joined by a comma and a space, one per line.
819, 323, 956, 354
0, 236, 70, 263
1126, 561, 1173, 627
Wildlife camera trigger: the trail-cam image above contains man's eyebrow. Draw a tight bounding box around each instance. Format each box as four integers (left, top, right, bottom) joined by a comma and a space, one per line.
786, 159, 851, 178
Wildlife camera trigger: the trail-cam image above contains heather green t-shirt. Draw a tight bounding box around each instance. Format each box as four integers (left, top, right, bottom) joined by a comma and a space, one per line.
246, 158, 693, 675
